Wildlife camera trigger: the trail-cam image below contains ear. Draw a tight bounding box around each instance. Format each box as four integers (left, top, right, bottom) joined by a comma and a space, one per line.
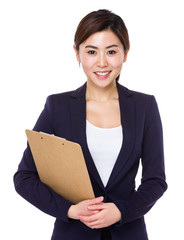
73, 45, 80, 63
123, 50, 129, 63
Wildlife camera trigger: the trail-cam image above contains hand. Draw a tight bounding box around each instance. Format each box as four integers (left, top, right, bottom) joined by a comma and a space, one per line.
67, 196, 104, 220
78, 202, 121, 229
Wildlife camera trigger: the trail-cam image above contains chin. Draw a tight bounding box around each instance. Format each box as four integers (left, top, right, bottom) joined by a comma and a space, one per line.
93, 80, 116, 89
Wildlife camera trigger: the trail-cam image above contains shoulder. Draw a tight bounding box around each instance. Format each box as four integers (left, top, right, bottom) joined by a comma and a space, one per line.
117, 82, 156, 107
118, 84, 161, 127
47, 89, 75, 102
46, 82, 86, 104
41, 90, 76, 115
45, 88, 80, 110
131, 89, 156, 109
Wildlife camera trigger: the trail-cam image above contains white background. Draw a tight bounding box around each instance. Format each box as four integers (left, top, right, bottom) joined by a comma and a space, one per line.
1, 0, 184, 239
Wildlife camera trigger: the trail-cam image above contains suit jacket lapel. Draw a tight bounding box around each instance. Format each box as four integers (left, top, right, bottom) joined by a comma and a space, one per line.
70, 82, 136, 190
106, 83, 136, 189
70, 83, 104, 189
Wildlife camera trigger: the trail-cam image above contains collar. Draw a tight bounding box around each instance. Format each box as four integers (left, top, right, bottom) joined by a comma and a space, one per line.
71, 81, 133, 98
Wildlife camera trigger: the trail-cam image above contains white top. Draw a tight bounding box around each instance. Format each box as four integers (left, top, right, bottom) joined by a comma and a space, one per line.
86, 120, 123, 187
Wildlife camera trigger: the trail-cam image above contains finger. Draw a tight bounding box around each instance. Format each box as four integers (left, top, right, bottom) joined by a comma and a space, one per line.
88, 203, 105, 210
80, 217, 100, 227
81, 219, 106, 229
92, 210, 100, 214
82, 220, 100, 229
88, 196, 104, 205
78, 213, 99, 223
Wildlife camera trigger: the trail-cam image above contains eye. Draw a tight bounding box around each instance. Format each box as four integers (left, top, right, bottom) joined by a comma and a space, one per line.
108, 50, 116, 55
88, 50, 96, 55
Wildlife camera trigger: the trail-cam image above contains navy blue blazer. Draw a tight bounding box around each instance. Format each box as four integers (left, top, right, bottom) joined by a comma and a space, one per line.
14, 82, 167, 240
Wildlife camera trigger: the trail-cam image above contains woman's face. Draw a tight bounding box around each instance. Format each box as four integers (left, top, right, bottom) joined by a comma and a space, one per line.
74, 30, 128, 89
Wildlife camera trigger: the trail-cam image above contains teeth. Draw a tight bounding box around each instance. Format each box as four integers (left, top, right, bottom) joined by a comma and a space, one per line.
96, 71, 110, 76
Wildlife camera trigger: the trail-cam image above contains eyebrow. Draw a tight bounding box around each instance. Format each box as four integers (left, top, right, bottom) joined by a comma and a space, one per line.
85, 44, 119, 49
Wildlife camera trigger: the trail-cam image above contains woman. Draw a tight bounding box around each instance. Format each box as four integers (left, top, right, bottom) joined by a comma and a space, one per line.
14, 9, 167, 240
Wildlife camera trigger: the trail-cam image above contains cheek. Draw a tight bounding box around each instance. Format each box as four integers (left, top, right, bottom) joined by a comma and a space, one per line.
80, 55, 95, 69
109, 57, 123, 69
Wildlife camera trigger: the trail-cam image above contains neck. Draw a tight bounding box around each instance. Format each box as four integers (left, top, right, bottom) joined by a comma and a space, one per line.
86, 80, 118, 102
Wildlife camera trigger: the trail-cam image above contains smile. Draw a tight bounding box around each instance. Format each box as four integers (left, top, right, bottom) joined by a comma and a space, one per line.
95, 71, 111, 76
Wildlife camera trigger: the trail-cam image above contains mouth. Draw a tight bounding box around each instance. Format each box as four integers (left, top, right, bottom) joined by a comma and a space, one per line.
94, 71, 111, 78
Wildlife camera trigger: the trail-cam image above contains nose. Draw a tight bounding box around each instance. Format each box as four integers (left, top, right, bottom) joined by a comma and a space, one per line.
97, 52, 108, 68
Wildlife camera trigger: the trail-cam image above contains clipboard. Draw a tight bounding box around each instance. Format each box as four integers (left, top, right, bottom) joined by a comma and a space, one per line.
25, 129, 95, 204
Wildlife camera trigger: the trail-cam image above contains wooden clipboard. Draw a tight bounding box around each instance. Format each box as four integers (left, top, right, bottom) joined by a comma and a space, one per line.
26, 129, 95, 204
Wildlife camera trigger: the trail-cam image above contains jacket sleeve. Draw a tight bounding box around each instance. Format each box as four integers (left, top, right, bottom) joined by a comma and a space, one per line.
113, 96, 168, 225
13, 96, 73, 222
